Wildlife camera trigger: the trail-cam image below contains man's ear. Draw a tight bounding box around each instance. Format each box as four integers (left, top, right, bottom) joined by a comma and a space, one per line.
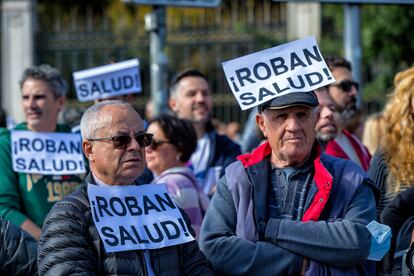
168, 97, 178, 113
256, 113, 267, 138
57, 96, 66, 112
82, 140, 94, 162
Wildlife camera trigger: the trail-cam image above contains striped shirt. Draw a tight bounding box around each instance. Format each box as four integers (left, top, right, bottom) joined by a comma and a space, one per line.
268, 161, 314, 221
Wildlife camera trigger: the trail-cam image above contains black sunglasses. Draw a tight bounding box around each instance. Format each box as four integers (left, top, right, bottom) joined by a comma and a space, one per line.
148, 139, 174, 150
331, 80, 359, 92
88, 132, 153, 149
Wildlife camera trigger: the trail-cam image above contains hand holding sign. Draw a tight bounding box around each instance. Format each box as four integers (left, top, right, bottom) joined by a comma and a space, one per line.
222, 36, 335, 110
73, 59, 142, 102
88, 184, 194, 253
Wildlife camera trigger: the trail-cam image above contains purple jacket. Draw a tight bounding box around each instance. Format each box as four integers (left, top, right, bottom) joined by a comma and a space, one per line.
152, 167, 209, 238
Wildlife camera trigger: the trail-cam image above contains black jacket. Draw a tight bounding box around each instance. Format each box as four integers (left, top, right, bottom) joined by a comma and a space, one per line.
37, 174, 214, 275
380, 187, 414, 274
0, 218, 38, 275
207, 130, 241, 178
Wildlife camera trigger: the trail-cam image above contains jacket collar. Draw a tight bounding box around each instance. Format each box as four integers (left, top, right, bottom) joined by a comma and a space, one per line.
239, 141, 333, 222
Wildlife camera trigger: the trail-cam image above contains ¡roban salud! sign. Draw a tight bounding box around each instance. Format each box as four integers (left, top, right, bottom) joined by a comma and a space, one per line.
88, 184, 194, 253
73, 59, 142, 102
222, 36, 335, 110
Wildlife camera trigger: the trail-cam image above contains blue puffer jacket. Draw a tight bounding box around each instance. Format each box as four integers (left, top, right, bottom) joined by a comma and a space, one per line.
200, 142, 378, 275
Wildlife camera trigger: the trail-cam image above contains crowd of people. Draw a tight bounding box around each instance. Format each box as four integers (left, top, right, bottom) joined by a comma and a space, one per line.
0, 54, 413, 275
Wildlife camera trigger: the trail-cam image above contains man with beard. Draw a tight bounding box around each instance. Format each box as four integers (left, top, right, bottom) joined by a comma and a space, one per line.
168, 69, 241, 196
324, 57, 371, 171
315, 86, 338, 149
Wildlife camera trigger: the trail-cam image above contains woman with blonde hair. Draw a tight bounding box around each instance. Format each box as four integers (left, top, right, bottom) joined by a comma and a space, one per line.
369, 67, 414, 273
369, 67, 414, 213
362, 112, 386, 156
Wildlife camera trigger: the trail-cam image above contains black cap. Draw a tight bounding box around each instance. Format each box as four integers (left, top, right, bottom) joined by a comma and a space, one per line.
259, 91, 319, 113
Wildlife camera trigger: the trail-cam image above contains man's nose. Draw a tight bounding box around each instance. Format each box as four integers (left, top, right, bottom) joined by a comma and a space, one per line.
324, 107, 334, 119
127, 136, 141, 151
349, 85, 358, 97
195, 92, 205, 102
286, 117, 301, 131
27, 98, 37, 108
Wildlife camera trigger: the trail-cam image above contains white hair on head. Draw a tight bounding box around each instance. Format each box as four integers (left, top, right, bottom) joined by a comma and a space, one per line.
80, 100, 133, 139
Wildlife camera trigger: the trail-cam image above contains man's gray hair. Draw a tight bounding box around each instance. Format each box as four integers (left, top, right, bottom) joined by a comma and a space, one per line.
80, 100, 133, 139
19, 64, 68, 97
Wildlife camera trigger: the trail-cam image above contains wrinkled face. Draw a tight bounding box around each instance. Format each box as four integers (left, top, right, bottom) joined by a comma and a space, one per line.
83, 105, 145, 185
145, 122, 181, 176
256, 105, 317, 167
328, 67, 358, 116
22, 78, 65, 132
315, 90, 338, 143
169, 76, 212, 125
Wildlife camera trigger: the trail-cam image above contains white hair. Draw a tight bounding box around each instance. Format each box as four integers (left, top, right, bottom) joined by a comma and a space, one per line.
80, 100, 133, 139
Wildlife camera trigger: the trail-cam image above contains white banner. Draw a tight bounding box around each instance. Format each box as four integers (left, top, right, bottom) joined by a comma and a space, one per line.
222, 36, 335, 110
73, 59, 142, 102
11, 131, 86, 175
88, 184, 194, 253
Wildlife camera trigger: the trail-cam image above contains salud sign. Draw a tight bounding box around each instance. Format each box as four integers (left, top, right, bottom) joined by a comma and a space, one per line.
124, 0, 221, 7
276, 0, 414, 4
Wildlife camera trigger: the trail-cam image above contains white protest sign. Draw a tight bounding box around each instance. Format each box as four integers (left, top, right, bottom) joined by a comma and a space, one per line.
222, 36, 335, 110
11, 131, 86, 175
88, 183, 194, 253
73, 59, 142, 102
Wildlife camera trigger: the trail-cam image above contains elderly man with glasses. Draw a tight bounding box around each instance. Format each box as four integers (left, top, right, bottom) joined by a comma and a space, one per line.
324, 57, 371, 171
38, 100, 213, 275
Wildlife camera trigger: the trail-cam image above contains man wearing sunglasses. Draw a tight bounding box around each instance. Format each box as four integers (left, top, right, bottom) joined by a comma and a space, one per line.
168, 69, 241, 197
324, 57, 371, 171
315, 86, 338, 149
38, 100, 214, 275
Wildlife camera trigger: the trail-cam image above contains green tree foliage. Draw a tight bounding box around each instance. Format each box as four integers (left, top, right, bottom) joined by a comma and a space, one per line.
362, 4, 414, 103
320, 3, 414, 107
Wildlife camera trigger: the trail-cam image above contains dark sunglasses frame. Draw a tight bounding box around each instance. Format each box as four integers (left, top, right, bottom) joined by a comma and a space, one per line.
147, 139, 174, 150
88, 132, 153, 149
330, 80, 359, 92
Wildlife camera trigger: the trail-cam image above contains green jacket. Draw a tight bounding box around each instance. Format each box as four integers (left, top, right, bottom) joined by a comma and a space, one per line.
0, 123, 84, 227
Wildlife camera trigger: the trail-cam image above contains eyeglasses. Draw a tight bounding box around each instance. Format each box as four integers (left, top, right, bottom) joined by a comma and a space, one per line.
88, 132, 153, 150
147, 139, 174, 150
330, 80, 359, 92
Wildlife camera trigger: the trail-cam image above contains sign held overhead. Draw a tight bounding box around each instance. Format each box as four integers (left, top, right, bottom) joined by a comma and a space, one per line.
73, 59, 142, 102
222, 36, 335, 110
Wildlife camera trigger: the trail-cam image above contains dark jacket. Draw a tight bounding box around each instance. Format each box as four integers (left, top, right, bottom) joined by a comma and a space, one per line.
380, 187, 414, 274
200, 142, 377, 275
206, 130, 241, 177
37, 174, 214, 275
0, 218, 38, 276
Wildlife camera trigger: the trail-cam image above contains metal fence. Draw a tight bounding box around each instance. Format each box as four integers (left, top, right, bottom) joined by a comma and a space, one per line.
35, 0, 287, 127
